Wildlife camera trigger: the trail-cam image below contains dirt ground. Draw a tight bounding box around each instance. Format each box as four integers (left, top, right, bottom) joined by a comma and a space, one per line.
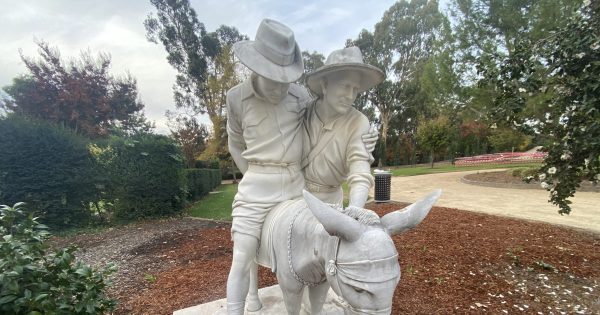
53, 203, 600, 315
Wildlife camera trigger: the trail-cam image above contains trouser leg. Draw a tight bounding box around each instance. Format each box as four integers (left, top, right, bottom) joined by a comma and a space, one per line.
226, 233, 259, 315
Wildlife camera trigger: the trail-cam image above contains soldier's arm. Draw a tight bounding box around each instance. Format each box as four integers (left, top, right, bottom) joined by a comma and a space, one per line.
346, 116, 375, 208
226, 90, 248, 174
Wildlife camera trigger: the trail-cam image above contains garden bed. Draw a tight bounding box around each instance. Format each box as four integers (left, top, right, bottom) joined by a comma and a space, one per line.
463, 171, 600, 192
53, 204, 600, 314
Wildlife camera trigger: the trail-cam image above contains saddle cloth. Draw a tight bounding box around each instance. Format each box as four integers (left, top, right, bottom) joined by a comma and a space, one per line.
256, 199, 303, 272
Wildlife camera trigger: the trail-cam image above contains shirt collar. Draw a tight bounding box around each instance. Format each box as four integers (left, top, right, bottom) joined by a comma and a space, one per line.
241, 73, 277, 104
314, 100, 341, 131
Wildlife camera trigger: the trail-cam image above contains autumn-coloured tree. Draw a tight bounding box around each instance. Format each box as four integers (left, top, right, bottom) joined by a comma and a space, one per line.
168, 114, 209, 168
0, 41, 151, 138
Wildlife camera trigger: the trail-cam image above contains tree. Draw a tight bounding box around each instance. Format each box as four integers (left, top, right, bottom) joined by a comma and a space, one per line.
450, 0, 584, 119
302, 50, 325, 75
0, 41, 152, 138
145, 0, 247, 158
416, 116, 453, 167
487, 127, 532, 152
168, 114, 209, 168
457, 120, 490, 156
348, 0, 451, 165
482, 1, 599, 214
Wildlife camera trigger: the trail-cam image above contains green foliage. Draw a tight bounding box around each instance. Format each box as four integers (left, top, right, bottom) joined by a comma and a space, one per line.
184, 168, 221, 200
487, 127, 532, 152
456, 120, 490, 157
0, 116, 96, 229
482, 1, 599, 214
450, 0, 584, 143
194, 159, 220, 169
145, 0, 246, 162
94, 134, 186, 220
301, 51, 325, 75
144, 274, 157, 283
0, 202, 115, 314
347, 0, 451, 166
168, 116, 209, 168
510, 167, 538, 179
416, 116, 454, 167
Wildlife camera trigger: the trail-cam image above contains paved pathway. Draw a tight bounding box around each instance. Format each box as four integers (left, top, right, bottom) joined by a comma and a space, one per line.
386, 169, 600, 234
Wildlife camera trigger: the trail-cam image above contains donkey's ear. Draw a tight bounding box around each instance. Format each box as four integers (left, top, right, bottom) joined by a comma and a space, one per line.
381, 189, 441, 236
303, 190, 363, 242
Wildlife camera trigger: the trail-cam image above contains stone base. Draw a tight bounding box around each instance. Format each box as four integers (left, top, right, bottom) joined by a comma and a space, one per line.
173, 285, 345, 315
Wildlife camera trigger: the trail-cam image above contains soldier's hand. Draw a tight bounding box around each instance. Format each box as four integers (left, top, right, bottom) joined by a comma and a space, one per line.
362, 125, 379, 154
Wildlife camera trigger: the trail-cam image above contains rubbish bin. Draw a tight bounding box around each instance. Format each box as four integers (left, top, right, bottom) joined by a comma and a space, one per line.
374, 170, 391, 203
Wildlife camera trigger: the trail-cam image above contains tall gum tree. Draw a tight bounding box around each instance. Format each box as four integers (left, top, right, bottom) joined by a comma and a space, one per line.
144, 0, 247, 158
348, 0, 450, 165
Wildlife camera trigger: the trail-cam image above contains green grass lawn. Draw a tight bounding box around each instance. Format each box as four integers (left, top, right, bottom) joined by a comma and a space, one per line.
389, 163, 541, 177
187, 184, 237, 220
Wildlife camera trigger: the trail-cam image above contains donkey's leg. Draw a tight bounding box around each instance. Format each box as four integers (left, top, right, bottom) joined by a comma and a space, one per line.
280, 287, 304, 315
246, 260, 262, 311
277, 271, 305, 315
307, 282, 330, 314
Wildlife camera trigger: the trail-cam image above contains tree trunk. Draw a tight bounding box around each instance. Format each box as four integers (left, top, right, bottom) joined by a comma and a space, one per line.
430, 149, 435, 168
380, 111, 390, 166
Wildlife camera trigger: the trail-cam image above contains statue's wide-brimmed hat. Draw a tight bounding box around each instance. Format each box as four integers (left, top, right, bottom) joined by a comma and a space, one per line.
305, 46, 384, 97
233, 19, 303, 83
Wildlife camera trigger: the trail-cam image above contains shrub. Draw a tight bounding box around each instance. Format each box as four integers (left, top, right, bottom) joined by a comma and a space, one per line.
511, 168, 526, 177
194, 159, 220, 169
0, 202, 115, 314
521, 167, 539, 179
94, 134, 186, 220
184, 168, 221, 200
510, 167, 539, 180
0, 116, 97, 229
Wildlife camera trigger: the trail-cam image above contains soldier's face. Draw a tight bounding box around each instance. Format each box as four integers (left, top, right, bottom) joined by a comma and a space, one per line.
256, 75, 290, 105
322, 71, 361, 116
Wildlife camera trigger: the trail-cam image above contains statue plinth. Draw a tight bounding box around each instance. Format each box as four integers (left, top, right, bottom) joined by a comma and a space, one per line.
173, 285, 344, 315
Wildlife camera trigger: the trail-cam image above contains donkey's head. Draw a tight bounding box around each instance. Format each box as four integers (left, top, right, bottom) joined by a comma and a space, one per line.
303, 189, 441, 314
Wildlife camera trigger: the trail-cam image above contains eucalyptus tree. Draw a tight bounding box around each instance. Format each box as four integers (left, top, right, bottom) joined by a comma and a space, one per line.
348, 0, 451, 165
145, 0, 247, 158
301, 51, 325, 75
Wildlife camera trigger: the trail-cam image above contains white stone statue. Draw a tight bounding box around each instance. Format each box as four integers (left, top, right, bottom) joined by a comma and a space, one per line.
225, 18, 438, 314
225, 19, 378, 314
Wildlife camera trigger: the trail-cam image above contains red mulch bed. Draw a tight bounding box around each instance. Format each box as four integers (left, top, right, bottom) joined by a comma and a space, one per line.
74, 204, 600, 314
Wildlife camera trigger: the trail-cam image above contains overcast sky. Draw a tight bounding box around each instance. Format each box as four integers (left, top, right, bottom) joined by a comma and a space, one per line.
0, 0, 408, 134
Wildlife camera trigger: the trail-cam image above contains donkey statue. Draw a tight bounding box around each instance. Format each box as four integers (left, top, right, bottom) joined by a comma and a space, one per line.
248, 189, 441, 314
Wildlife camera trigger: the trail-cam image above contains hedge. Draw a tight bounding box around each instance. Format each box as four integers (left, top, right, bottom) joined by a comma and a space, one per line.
0, 116, 96, 228
185, 168, 221, 200
94, 134, 186, 220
